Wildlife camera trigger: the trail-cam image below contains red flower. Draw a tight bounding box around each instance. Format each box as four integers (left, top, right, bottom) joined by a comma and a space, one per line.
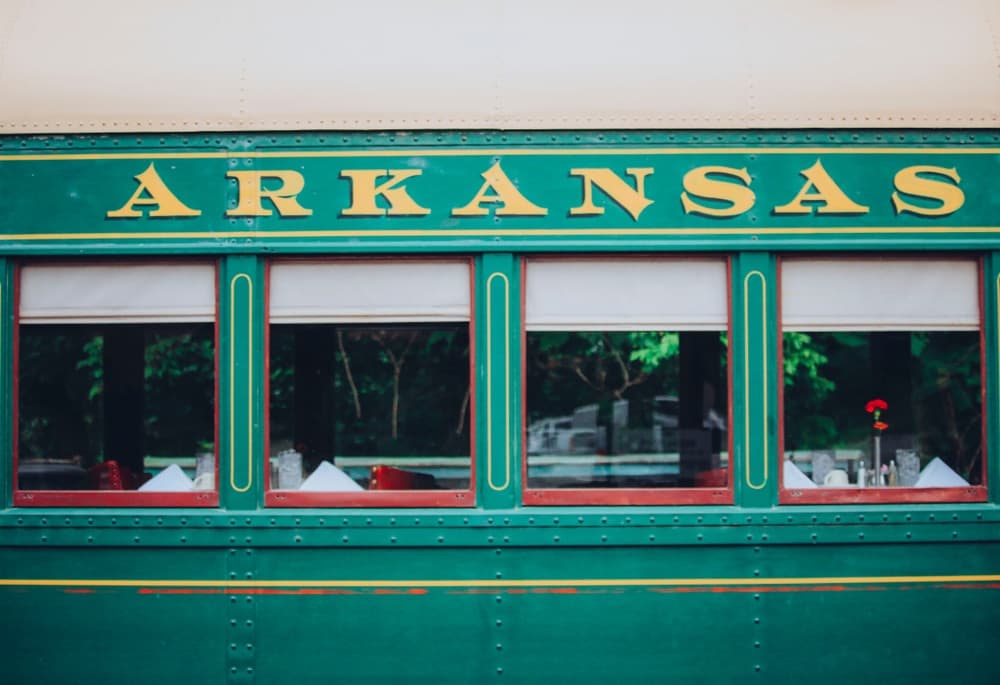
865, 399, 888, 413
873, 421, 889, 431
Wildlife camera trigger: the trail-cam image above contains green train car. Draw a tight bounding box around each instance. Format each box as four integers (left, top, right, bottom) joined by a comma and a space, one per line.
1, 3, 999, 683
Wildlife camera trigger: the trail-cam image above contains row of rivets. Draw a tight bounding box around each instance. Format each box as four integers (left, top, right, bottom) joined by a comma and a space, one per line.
5, 511, 989, 528
17, 526, 970, 547
4, 131, 994, 151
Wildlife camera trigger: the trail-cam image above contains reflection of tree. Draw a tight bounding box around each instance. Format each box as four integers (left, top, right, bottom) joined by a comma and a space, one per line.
528, 332, 679, 424
536, 333, 651, 400
912, 332, 982, 480
371, 329, 420, 439
783, 331, 982, 482
19, 326, 214, 463
269, 324, 470, 458
336, 330, 362, 419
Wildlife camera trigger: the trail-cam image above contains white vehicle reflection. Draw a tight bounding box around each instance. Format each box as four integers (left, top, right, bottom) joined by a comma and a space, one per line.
527, 404, 607, 455
528, 397, 725, 456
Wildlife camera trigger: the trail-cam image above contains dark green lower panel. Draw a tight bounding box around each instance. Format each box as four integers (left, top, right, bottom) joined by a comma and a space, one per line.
2, 543, 998, 684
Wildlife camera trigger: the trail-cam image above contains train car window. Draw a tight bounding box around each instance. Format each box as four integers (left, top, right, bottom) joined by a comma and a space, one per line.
523, 258, 731, 505
780, 258, 985, 503
15, 263, 218, 506
266, 260, 473, 506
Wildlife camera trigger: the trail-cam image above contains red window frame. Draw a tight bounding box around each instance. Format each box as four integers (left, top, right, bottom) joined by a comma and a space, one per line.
520, 255, 734, 506
263, 257, 476, 508
777, 255, 988, 505
12, 259, 220, 508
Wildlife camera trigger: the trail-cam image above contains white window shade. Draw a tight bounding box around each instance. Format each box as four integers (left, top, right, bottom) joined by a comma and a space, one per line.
782, 259, 980, 331
19, 264, 216, 324
269, 261, 470, 323
526, 259, 727, 331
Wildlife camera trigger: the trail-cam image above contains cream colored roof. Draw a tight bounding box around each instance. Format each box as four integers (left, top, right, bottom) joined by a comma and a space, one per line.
1, 0, 998, 133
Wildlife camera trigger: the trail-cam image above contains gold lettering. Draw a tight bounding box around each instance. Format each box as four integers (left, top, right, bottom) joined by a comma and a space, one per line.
569, 168, 653, 221
226, 170, 312, 217
340, 169, 430, 216
892, 165, 964, 217
452, 162, 547, 216
680, 166, 755, 217
106, 163, 201, 218
773, 160, 869, 215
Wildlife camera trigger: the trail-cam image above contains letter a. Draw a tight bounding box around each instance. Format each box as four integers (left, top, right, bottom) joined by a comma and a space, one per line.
452, 162, 548, 216
773, 160, 869, 215
106, 163, 201, 218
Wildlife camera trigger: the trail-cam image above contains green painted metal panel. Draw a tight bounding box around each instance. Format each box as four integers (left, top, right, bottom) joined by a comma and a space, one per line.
1, 129, 999, 684
219, 256, 265, 510
1, 542, 965, 684
732, 253, 779, 507
0, 258, 10, 509
0, 547, 228, 685
0, 132, 998, 253
987, 253, 1000, 505
476, 254, 521, 509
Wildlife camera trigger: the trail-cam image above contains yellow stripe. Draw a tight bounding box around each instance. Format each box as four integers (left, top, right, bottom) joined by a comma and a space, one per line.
743, 271, 768, 490
0, 147, 996, 162
1, 226, 1000, 242
1, 575, 998, 588
485, 272, 511, 491
228, 274, 253, 493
